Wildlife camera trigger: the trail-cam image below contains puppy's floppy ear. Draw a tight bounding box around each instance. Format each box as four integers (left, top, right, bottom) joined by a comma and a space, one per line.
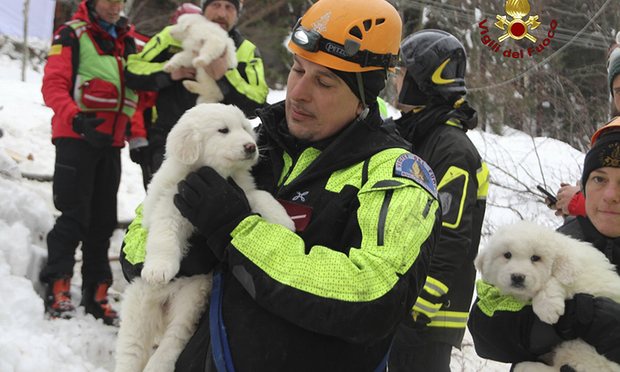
551, 252, 576, 286
166, 120, 203, 165
474, 249, 488, 276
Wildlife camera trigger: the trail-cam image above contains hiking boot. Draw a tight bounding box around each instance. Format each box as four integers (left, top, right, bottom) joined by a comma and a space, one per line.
81, 281, 119, 327
45, 277, 76, 319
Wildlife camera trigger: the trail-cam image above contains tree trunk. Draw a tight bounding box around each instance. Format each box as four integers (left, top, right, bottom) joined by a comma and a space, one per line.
21, 0, 30, 82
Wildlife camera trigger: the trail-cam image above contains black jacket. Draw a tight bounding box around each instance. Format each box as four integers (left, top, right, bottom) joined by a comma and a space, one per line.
170, 102, 442, 371
391, 102, 487, 347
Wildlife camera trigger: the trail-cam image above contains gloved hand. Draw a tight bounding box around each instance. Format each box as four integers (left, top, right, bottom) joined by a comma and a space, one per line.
174, 166, 252, 259
72, 112, 112, 148
555, 293, 620, 363
411, 278, 448, 328
129, 139, 151, 167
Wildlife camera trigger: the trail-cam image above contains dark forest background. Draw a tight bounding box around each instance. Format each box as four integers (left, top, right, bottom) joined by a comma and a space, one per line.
51, 0, 620, 150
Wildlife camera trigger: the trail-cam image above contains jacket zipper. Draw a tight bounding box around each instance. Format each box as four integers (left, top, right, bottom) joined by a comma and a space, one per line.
377, 190, 393, 246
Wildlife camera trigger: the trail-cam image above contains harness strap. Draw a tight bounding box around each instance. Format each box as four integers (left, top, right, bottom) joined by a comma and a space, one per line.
209, 271, 236, 372
373, 340, 392, 372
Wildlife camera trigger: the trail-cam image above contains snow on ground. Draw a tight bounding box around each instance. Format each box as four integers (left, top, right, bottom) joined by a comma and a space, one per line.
0, 55, 584, 371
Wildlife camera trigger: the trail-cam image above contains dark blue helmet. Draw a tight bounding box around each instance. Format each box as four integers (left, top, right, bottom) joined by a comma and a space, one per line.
399, 29, 467, 106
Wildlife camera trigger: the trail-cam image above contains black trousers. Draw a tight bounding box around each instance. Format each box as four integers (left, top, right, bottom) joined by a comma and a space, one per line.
40, 138, 121, 286
388, 324, 454, 372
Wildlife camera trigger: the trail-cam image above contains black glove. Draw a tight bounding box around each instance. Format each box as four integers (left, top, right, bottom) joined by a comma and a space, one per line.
130, 145, 151, 166
174, 166, 252, 259
72, 112, 113, 148
555, 293, 620, 363
411, 311, 432, 329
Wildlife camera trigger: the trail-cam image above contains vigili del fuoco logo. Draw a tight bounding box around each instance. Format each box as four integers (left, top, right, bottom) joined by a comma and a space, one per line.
478, 0, 558, 59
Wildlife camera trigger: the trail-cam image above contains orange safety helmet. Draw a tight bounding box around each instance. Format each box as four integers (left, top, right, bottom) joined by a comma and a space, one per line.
287, 0, 402, 73
591, 116, 620, 145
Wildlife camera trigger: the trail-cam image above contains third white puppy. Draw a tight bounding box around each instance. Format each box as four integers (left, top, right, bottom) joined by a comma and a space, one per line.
164, 13, 237, 103
476, 220, 620, 372
114, 103, 295, 372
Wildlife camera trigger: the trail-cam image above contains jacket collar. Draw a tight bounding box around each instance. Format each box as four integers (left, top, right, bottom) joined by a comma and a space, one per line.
257, 101, 408, 186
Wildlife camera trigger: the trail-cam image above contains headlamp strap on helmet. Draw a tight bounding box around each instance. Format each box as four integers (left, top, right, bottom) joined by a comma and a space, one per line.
355, 72, 370, 122
318, 38, 396, 70
355, 72, 367, 107
291, 19, 396, 70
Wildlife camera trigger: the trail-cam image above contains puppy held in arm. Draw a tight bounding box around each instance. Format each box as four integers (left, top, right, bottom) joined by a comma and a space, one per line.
114, 103, 294, 372
164, 14, 237, 103
476, 220, 620, 372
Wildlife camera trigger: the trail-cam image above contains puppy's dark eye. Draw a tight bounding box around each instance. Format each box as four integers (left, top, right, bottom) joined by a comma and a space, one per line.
218, 128, 229, 134
504, 252, 512, 259
531, 255, 540, 262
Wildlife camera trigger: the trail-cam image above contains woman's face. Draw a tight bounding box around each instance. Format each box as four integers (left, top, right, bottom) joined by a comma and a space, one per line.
94, 0, 124, 24
585, 167, 620, 238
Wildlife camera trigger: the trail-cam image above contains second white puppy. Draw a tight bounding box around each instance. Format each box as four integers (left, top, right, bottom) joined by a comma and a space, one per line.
476, 220, 620, 372
164, 13, 237, 103
114, 103, 294, 372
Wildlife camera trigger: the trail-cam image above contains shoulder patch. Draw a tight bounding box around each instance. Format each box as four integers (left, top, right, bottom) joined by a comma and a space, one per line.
394, 153, 437, 197
48, 44, 62, 57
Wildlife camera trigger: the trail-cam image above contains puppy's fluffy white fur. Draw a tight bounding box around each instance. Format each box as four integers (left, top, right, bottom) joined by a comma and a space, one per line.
164, 14, 237, 104
476, 220, 620, 372
114, 103, 294, 372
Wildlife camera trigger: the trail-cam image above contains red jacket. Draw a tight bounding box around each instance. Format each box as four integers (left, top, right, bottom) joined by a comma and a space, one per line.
568, 191, 586, 217
42, 1, 140, 147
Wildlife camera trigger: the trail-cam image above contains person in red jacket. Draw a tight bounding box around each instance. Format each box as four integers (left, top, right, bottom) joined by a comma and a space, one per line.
39, 0, 143, 326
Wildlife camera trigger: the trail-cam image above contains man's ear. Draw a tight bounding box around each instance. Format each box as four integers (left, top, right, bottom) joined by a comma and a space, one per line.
356, 102, 364, 116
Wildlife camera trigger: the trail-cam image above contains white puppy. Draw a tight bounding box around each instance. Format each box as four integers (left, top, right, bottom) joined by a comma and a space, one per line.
114, 103, 295, 372
476, 220, 620, 372
164, 13, 237, 104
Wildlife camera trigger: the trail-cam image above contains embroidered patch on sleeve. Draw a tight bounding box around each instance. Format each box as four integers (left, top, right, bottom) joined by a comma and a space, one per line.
394, 153, 438, 198
48, 44, 62, 56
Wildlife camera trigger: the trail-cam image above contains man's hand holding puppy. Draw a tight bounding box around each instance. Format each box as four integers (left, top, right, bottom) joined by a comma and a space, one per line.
174, 166, 252, 259
169, 66, 197, 81
201, 50, 230, 80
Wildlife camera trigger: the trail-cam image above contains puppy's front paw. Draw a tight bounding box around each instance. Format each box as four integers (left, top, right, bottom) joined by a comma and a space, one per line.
163, 61, 178, 73
277, 215, 296, 232
532, 295, 565, 324
141, 259, 180, 285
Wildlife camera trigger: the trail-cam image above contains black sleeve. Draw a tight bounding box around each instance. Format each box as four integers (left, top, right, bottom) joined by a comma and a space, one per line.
177, 233, 220, 277
468, 299, 564, 363
119, 232, 219, 283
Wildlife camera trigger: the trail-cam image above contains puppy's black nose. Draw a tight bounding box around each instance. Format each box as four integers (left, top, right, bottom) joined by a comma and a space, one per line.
511, 273, 525, 287
244, 143, 256, 155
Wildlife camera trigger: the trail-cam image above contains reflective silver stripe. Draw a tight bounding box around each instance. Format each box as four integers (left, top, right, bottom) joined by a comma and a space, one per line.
83, 94, 117, 104
414, 302, 440, 315
425, 280, 448, 296
427, 312, 469, 328
123, 98, 138, 109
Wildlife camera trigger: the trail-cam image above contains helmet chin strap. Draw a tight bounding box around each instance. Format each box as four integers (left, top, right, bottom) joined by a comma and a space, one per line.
355, 72, 369, 121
